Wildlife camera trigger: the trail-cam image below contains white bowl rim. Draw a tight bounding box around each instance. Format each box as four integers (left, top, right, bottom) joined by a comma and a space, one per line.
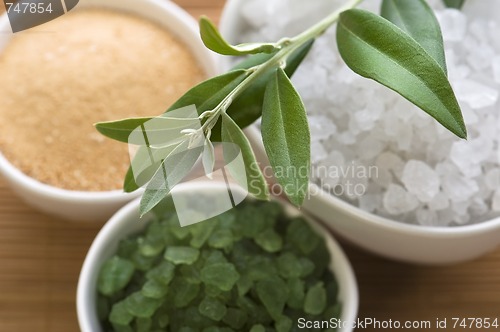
77, 181, 359, 332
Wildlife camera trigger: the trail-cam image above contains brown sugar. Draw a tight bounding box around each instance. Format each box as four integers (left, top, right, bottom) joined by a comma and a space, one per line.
0, 8, 205, 191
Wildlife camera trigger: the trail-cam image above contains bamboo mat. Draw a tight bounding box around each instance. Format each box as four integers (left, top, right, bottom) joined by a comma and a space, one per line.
0, 1, 499, 331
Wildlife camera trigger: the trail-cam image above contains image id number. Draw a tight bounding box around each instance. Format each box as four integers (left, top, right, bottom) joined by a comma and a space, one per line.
6, 2, 53, 14
452, 318, 499, 329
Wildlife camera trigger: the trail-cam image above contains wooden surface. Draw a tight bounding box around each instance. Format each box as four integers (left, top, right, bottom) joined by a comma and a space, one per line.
1, 1, 500, 331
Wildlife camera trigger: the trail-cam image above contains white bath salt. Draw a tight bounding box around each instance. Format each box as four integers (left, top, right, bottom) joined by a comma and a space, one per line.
485, 168, 500, 189
401, 160, 440, 203
383, 184, 419, 216
493, 190, 500, 211
492, 56, 500, 83
453, 79, 499, 109
428, 192, 450, 211
435, 9, 468, 42
239, 1, 500, 226
416, 208, 439, 227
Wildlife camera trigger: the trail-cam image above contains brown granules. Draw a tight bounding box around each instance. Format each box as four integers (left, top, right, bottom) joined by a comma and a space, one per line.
0, 8, 205, 191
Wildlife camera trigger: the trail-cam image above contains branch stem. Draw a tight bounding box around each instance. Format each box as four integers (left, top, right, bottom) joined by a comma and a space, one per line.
200, 0, 363, 134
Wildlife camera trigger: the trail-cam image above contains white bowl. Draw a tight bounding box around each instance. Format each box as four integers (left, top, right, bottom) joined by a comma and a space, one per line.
0, 0, 219, 222
219, 0, 500, 264
77, 181, 358, 332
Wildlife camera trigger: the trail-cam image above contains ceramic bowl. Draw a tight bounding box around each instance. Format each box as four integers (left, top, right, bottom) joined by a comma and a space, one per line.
77, 181, 359, 332
219, 0, 500, 264
0, 0, 219, 221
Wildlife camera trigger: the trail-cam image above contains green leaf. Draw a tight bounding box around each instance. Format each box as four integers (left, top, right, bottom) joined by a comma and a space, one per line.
121, 71, 248, 193
336, 9, 467, 139
202, 139, 215, 177
199, 16, 277, 56
140, 140, 203, 216
443, 0, 465, 9
123, 166, 139, 193
221, 113, 269, 200
166, 70, 248, 142
96, 116, 198, 146
261, 68, 310, 206
124, 144, 180, 193
95, 118, 152, 143
225, 40, 315, 132
381, 0, 447, 74
231, 53, 276, 72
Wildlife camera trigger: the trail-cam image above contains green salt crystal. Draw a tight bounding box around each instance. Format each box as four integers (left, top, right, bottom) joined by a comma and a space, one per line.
146, 261, 175, 285
189, 220, 217, 248
304, 282, 327, 315
139, 221, 166, 257
170, 222, 191, 240
308, 243, 331, 278
109, 300, 134, 326
117, 237, 138, 258
198, 296, 227, 321
131, 250, 157, 272
298, 258, 315, 278
236, 274, 253, 296
277, 253, 302, 279
255, 228, 283, 253
247, 256, 278, 281
184, 306, 214, 329
208, 228, 234, 249
275, 315, 293, 332
223, 308, 248, 329
204, 283, 223, 297
203, 284, 232, 305
139, 237, 165, 257
125, 291, 161, 318
256, 277, 289, 321
236, 296, 272, 326
111, 323, 134, 332
135, 317, 152, 332
97, 256, 135, 296
323, 303, 342, 320
156, 312, 169, 328
204, 250, 228, 266
286, 278, 305, 310
172, 277, 200, 308
180, 264, 201, 284
201, 262, 240, 291
238, 205, 270, 238
203, 327, 235, 332
164, 246, 200, 265
178, 327, 198, 332
218, 209, 237, 227
286, 218, 321, 254
141, 279, 168, 299
263, 200, 283, 217
249, 324, 266, 332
